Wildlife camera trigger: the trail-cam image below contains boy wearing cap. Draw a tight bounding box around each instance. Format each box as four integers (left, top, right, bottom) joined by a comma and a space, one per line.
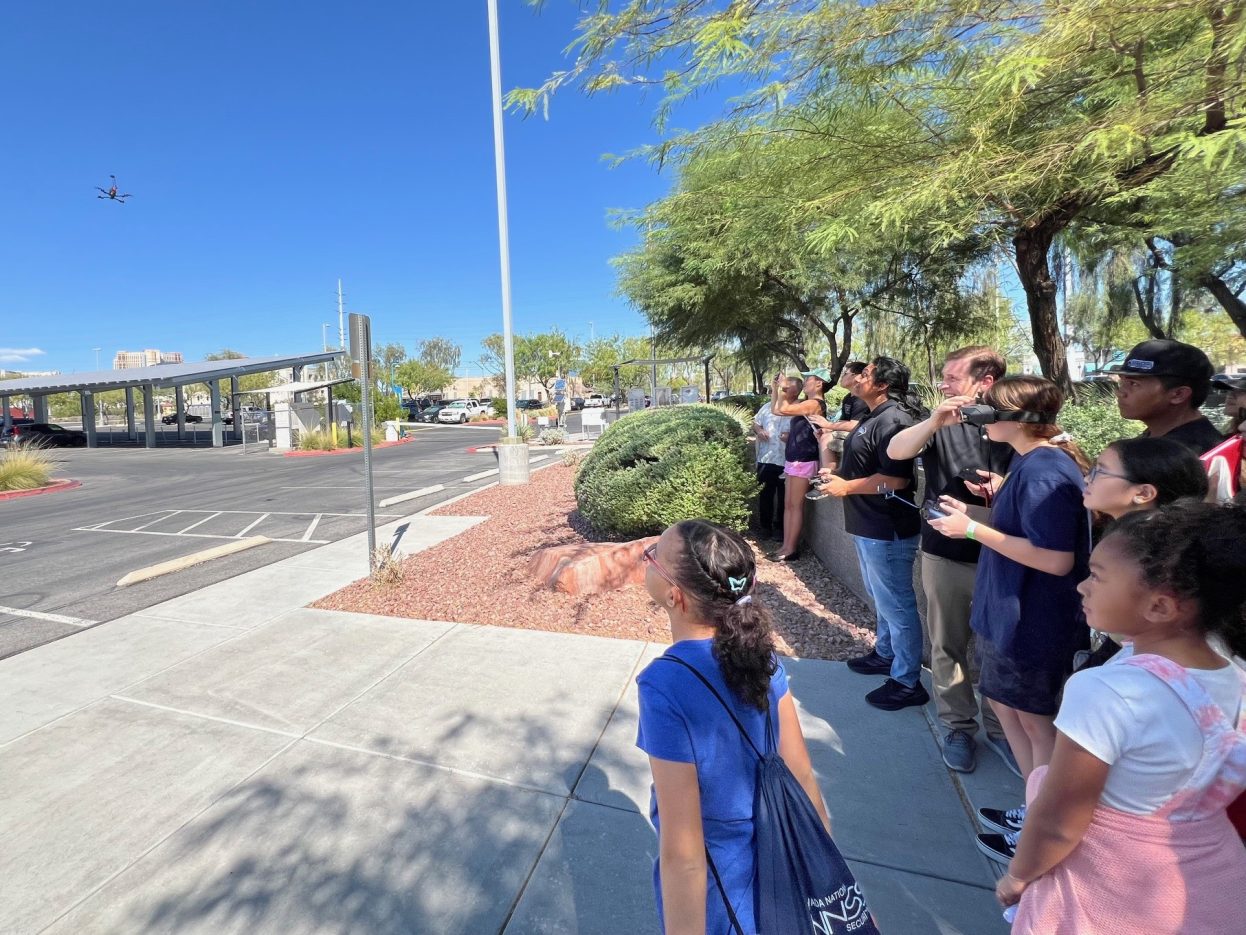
1109, 340, 1223, 454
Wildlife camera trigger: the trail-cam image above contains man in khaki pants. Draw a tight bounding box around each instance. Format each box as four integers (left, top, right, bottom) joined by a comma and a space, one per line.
887, 346, 1020, 776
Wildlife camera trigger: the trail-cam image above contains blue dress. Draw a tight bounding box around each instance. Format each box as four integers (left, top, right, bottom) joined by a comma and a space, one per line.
636, 638, 789, 935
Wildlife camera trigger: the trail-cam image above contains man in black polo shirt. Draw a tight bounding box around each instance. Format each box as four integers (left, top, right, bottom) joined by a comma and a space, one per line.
1109, 339, 1222, 454
817, 356, 928, 711
887, 346, 1018, 775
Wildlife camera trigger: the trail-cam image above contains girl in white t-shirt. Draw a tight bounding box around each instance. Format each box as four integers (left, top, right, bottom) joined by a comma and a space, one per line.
996, 501, 1246, 933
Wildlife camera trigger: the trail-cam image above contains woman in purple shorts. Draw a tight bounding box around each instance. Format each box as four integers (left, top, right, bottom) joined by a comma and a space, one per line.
768, 368, 831, 561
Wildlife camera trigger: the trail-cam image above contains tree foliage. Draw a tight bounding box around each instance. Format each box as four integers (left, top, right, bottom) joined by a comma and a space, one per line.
518, 0, 1246, 391
481, 329, 580, 398
394, 360, 452, 398
417, 337, 462, 374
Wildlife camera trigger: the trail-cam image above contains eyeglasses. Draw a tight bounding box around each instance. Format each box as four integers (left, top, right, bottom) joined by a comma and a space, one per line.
1087, 464, 1133, 484
641, 543, 678, 587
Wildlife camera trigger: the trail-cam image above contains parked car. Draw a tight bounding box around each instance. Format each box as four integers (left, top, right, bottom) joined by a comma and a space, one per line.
400, 398, 433, 421
477, 398, 495, 416
437, 399, 485, 424
5, 423, 87, 447
585, 394, 607, 408
417, 402, 449, 423
0, 418, 35, 447
514, 399, 546, 411
711, 390, 729, 401
570, 397, 585, 411
161, 413, 204, 425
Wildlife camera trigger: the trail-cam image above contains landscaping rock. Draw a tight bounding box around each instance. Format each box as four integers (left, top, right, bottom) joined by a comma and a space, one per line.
530, 537, 658, 595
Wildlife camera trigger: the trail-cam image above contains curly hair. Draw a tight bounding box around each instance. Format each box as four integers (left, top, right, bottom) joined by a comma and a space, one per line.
1105, 502, 1246, 658
672, 519, 778, 710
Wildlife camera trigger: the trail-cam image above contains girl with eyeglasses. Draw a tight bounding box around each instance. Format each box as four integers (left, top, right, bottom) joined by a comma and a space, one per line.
1083, 436, 1209, 520
637, 520, 829, 935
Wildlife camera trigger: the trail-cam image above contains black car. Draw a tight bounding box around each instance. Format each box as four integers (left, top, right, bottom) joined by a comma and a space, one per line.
515, 399, 546, 411
417, 402, 450, 423
7, 423, 87, 447
570, 397, 585, 411
0, 418, 34, 447
161, 413, 204, 425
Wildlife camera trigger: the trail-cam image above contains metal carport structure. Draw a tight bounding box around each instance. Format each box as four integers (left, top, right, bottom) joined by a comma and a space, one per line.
0, 351, 346, 449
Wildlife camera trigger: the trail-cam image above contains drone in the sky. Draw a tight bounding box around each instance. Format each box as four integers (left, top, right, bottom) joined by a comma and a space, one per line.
96, 175, 133, 203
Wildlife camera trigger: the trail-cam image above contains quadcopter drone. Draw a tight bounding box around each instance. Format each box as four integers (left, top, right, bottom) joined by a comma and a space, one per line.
96, 175, 133, 203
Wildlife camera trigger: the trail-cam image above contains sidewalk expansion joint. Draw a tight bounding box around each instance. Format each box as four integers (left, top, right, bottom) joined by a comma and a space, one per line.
839, 855, 996, 893
108, 695, 303, 740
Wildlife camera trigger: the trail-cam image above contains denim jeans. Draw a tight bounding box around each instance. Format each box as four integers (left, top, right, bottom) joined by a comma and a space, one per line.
851, 534, 922, 688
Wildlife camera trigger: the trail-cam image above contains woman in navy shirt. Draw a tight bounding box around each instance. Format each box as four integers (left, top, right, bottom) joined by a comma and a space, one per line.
637, 520, 829, 935
929, 378, 1090, 841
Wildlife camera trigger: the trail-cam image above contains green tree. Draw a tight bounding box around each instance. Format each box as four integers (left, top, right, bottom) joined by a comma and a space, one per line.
372, 342, 406, 396
481, 329, 580, 399
517, 0, 1245, 392
417, 337, 462, 374
394, 360, 452, 398
578, 334, 654, 393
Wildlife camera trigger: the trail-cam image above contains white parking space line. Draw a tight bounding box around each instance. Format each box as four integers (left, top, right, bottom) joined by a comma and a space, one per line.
462, 468, 499, 483
75, 527, 332, 546
234, 513, 271, 537
177, 512, 223, 534
0, 605, 96, 628
529, 455, 549, 464
301, 514, 323, 542
131, 511, 183, 532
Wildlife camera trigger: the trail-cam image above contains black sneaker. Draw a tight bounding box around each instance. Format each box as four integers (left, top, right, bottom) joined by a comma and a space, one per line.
978, 805, 1026, 835
864, 678, 930, 711
846, 650, 893, 676
976, 830, 1018, 865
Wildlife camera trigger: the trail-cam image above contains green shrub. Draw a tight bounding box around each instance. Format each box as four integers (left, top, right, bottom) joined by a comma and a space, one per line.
561, 447, 586, 467
370, 394, 403, 425
0, 445, 54, 490
574, 404, 759, 537
1058, 388, 1142, 461
718, 393, 767, 412
539, 428, 567, 445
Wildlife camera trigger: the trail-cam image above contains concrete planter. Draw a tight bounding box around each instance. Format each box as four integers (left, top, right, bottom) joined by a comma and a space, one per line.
496, 441, 531, 486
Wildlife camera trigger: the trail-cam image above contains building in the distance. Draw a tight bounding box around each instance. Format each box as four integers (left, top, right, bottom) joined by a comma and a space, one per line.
113, 349, 184, 370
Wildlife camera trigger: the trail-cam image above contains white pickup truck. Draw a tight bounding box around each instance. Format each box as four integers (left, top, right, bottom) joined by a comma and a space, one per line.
437, 399, 485, 423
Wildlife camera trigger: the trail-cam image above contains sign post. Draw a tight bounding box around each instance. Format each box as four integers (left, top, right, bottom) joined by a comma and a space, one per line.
349, 312, 378, 571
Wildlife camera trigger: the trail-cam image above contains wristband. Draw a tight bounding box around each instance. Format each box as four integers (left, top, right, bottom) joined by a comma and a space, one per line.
965, 521, 978, 541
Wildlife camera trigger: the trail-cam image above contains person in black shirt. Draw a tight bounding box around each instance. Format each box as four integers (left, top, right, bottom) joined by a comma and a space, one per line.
887, 346, 1018, 775
815, 361, 869, 473
1108, 340, 1222, 455
817, 356, 928, 711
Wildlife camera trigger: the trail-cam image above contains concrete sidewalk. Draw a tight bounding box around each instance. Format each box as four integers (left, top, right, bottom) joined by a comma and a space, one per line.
0, 502, 1021, 934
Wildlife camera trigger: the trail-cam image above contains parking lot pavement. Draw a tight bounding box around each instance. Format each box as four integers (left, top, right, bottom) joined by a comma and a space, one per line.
0, 425, 519, 658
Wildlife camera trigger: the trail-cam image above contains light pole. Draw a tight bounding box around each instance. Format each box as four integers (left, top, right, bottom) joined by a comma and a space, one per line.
93, 347, 101, 370
486, 0, 518, 440
321, 323, 331, 352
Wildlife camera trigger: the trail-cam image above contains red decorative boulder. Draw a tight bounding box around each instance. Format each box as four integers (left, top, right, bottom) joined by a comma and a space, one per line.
529, 536, 660, 596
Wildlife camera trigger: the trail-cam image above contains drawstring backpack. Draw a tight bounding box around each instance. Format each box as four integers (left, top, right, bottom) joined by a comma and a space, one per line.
658, 656, 881, 935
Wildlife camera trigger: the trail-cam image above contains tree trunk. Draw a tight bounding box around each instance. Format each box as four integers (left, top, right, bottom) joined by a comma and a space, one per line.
1198, 273, 1246, 341
1013, 225, 1073, 393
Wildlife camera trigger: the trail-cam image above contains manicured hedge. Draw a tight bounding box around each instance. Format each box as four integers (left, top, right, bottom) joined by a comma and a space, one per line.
575, 405, 759, 537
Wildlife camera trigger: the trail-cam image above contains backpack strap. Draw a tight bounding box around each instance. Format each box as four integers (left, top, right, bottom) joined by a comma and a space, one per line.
655, 655, 765, 760
705, 845, 746, 935
655, 654, 754, 935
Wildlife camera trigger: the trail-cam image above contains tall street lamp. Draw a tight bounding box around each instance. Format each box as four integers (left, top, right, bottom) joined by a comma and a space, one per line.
486, 0, 518, 440
93, 347, 101, 370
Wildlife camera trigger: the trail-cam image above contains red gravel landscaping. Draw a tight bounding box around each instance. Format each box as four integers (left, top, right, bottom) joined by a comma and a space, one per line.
312, 463, 877, 660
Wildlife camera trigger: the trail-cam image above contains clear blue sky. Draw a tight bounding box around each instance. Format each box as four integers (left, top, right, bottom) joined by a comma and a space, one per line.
1, 2, 700, 376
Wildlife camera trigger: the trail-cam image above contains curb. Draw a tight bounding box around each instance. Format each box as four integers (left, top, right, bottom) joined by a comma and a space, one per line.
0, 478, 82, 502
117, 536, 271, 587
283, 437, 416, 458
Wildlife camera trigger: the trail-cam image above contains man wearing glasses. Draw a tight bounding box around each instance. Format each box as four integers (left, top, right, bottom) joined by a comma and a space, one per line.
886, 346, 1019, 776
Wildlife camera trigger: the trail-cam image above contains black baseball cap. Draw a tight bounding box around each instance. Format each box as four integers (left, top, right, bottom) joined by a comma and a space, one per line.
1107, 340, 1213, 385
1212, 374, 1246, 392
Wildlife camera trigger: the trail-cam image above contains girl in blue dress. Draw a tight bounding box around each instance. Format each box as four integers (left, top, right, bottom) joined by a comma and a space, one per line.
637, 519, 829, 935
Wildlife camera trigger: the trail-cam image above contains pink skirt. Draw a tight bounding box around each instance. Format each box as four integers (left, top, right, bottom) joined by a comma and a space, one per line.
784, 460, 818, 480
1014, 768, 1246, 934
